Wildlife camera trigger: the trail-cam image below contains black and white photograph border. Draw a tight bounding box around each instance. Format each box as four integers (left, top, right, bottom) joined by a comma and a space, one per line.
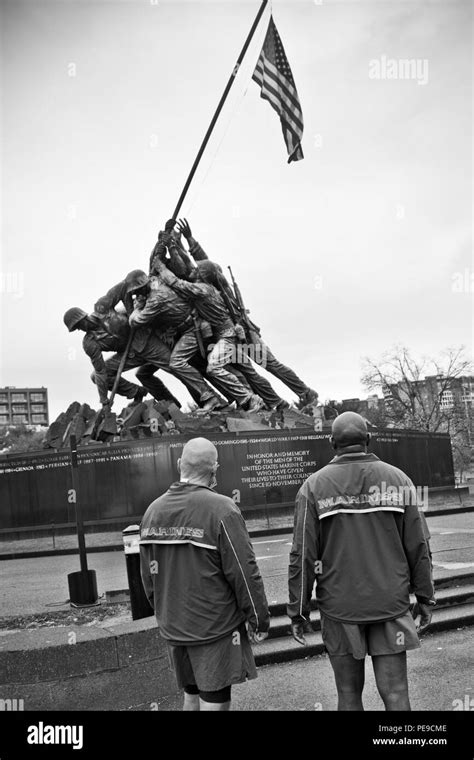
0, 0, 473, 736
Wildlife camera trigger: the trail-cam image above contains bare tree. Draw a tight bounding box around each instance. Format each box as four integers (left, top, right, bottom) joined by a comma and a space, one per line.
361, 346, 473, 481
361, 345, 472, 433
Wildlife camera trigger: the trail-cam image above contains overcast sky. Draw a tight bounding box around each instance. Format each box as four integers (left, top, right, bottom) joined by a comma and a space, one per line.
1, 0, 472, 422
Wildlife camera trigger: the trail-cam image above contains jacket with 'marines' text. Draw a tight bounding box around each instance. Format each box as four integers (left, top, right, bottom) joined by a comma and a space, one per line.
288, 453, 434, 625
140, 482, 270, 645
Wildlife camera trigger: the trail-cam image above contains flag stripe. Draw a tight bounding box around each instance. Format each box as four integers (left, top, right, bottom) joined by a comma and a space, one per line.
254, 61, 302, 123
255, 58, 303, 130
251, 16, 304, 162
257, 78, 304, 137
257, 55, 302, 115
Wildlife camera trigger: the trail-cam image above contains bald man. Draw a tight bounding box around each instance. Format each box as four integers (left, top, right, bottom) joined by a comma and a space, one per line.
287, 412, 435, 711
140, 437, 270, 711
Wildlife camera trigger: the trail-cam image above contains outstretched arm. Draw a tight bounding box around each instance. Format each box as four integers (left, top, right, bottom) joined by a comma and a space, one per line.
153, 258, 209, 300
176, 218, 209, 262
94, 281, 133, 317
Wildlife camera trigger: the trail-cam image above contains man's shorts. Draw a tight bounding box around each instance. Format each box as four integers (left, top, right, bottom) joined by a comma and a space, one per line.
320, 611, 420, 660
166, 623, 257, 692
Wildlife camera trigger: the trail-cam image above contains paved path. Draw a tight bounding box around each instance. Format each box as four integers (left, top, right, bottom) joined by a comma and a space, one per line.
1, 513, 473, 618
117, 627, 472, 711
231, 627, 474, 712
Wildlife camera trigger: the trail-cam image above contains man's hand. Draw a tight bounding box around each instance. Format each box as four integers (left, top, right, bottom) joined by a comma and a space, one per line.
158, 231, 172, 247
101, 400, 110, 411
177, 218, 192, 240
248, 629, 269, 644
411, 601, 434, 633
94, 299, 107, 315
290, 618, 312, 645
164, 218, 176, 232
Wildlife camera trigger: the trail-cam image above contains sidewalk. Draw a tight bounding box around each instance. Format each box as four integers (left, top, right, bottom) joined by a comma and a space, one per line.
231, 627, 473, 712
1, 501, 472, 559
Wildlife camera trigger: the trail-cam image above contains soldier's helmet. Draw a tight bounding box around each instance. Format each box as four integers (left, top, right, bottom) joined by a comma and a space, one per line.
63, 307, 87, 332
196, 260, 222, 285
125, 269, 148, 294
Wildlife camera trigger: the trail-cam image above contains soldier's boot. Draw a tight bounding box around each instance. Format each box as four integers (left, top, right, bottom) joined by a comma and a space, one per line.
201, 396, 225, 413
297, 388, 319, 409
240, 394, 265, 413
274, 399, 290, 412
131, 387, 148, 405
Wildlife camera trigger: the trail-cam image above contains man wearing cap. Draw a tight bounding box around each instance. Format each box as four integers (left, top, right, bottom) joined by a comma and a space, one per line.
140, 437, 270, 711
287, 411, 435, 711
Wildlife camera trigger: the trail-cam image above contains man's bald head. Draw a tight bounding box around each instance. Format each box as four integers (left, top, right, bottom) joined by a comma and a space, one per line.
178, 437, 218, 483
331, 412, 369, 450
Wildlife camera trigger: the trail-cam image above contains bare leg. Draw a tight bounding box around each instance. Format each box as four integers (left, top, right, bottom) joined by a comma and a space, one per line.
372, 652, 411, 711
328, 654, 365, 711
183, 692, 200, 711
199, 699, 230, 712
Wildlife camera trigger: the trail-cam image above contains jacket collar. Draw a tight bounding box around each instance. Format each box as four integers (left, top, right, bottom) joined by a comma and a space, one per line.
329, 452, 380, 464
169, 480, 215, 492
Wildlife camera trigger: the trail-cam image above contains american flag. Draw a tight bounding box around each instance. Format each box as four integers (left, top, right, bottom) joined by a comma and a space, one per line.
252, 15, 304, 163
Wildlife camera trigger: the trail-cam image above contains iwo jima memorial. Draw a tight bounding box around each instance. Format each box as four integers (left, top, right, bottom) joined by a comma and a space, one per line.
0, 2, 455, 599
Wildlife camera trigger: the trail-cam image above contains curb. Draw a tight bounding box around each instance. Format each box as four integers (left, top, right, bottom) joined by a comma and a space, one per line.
0, 616, 182, 711
1, 506, 472, 562
0, 544, 123, 562
2, 599, 474, 685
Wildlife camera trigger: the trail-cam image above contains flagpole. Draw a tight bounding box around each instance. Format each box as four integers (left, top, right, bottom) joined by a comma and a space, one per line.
171, 0, 269, 220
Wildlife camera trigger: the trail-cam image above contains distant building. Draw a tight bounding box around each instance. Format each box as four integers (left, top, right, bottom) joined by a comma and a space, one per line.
340, 394, 385, 419
0, 387, 49, 426
384, 375, 474, 443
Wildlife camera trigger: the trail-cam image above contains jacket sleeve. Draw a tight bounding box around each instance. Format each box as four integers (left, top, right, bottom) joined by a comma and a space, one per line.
159, 268, 210, 300
402, 479, 435, 603
218, 508, 270, 632
94, 282, 132, 315
150, 242, 194, 279
287, 482, 320, 621
139, 545, 155, 609
82, 334, 108, 404
129, 293, 163, 327
188, 238, 208, 262
168, 245, 195, 279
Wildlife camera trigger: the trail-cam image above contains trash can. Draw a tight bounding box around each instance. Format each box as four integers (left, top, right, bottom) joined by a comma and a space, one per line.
68, 570, 99, 607
123, 525, 154, 621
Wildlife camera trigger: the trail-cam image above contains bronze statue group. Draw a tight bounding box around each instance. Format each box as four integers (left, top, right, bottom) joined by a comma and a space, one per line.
63, 219, 318, 416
